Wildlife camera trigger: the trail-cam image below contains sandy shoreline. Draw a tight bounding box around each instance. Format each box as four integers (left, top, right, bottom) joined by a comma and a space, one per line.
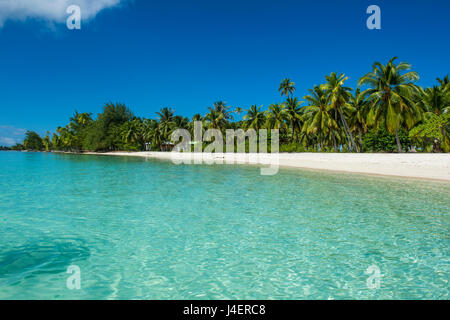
79, 151, 450, 182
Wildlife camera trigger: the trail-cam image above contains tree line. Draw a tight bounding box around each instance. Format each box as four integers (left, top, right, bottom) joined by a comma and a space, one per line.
6, 57, 449, 153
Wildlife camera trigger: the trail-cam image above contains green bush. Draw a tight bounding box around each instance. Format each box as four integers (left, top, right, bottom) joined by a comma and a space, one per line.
279, 142, 307, 153
362, 127, 410, 152
409, 113, 450, 152
23, 131, 44, 151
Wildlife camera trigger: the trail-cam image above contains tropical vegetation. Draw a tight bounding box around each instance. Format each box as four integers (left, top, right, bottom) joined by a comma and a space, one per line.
12, 58, 449, 153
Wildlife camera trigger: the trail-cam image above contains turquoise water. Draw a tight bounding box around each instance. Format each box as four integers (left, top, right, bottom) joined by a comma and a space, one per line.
0, 151, 448, 300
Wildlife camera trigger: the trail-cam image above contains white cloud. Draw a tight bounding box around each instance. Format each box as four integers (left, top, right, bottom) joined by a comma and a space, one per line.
0, 125, 27, 146
0, 0, 123, 27
0, 136, 16, 146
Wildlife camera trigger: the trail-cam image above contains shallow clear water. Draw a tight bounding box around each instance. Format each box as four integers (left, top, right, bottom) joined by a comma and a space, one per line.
0, 151, 448, 300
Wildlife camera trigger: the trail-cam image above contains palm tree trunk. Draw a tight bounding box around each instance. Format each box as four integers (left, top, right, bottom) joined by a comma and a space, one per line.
332, 132, 337, 152
358, 129, 363, 153
291, 122, 295, 142
337, 107, 357, 152
294, 124, 299, 142
395, 128, 403, 153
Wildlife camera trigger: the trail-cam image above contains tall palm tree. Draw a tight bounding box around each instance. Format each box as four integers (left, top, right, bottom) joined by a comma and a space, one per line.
244, 105, 265, 131
279, 78, 296, 97
302, 86, 338, 151
358, 57, 422, 153
347, 88, 369, 152
284, 97, 303, 141
210, 101, 233, 121
322, 72, 357, 152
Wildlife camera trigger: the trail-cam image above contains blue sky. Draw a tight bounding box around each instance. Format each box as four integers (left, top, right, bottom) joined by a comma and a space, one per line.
0, 0, 449, 145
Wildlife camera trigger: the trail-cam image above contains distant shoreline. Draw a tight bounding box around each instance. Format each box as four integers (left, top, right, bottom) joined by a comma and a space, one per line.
70, 151, 450, 182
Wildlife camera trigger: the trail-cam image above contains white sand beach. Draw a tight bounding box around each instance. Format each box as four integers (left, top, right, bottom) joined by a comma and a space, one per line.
84, 152, 450, 182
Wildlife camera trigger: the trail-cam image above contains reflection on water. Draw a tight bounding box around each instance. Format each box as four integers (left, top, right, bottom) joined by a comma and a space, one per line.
0, 239, 90, 285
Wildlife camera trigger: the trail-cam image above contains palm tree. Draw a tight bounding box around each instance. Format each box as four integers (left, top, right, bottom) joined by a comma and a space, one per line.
210, 101, 233, 121
284, 97, 303, 141
347, 88, 369, 152
188, 114, 204, 140
174, 115, 189, 129
417, 85, 450, 116
121, 118, 145, 149
192, 114, 203, 122
233, 107, 243, 120
244, 105, 265, 131
279, 78, 296, 98
43, 131, 52, 151
322, 72, 357, 152
69, 112, 92, 130
437, 75, 449, 88
205, 109, 225, 131
66, 111, 93, 151
156, 107, 175, 141
51, 133, 60, 150
152, 123, 163, 149
56, 126, 74, 151
302, 86, 338, 151
142, 119, 157, 148
266, 103, 288, 131
358, 57, 422, 153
